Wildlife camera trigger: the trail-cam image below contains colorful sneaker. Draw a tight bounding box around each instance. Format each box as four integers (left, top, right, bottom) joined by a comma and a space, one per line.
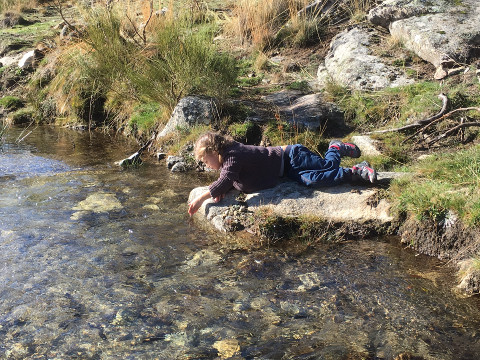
352, 161, 377, 183
329, 140, 361, 158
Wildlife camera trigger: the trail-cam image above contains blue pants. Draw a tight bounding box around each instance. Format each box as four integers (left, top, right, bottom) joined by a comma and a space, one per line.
284, 144, 351, 187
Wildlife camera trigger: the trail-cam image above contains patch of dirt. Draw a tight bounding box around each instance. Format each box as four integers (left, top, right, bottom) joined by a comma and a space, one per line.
399, 215, 480, 261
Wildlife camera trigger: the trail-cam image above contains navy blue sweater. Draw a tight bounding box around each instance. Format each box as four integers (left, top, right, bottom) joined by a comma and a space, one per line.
208, 141, 283, 198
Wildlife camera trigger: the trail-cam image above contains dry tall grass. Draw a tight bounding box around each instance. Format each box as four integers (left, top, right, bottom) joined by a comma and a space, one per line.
223, 0, 379, 50
0, 0, 38, 13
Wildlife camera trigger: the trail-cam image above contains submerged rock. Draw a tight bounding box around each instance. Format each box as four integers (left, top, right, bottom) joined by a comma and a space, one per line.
71, 192, 123, 220
212, 339, 240, 359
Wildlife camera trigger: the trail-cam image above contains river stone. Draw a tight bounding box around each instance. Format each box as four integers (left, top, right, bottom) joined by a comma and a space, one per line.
318, 27, 414, 91
157, 96, 217, 138
166, 155, 184, 169
189, 173, 401, 233
262, 90, 346, 134
212, 339, 240, 359
70, 192, 123, 220
389, 2, 480, 75
171, 161, 187, 172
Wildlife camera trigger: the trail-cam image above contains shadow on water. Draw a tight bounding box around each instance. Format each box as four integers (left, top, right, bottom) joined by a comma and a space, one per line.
0, 126, 479, 359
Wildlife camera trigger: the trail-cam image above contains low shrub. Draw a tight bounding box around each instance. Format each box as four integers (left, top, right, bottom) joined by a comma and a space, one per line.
43, 5, 237, 131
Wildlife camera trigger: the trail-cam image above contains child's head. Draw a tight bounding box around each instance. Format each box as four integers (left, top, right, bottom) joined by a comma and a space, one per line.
194, 132, 233, 164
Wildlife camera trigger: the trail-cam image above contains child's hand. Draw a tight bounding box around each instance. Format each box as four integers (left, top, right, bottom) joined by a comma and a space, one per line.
188, 198, 201, 216
188, 190, 213, 216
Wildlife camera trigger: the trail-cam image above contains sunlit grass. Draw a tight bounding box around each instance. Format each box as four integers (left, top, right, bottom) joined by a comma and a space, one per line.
391, 145, 480, 225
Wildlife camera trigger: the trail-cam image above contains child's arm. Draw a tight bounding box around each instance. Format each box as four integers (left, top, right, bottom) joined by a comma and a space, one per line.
188, 189, 226, 216
188, 189, 211, 216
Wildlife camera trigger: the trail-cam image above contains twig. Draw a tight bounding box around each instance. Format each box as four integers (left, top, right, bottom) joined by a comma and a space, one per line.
427, 122, 480, 146
142, 10, 154, 45
402, 106, 480, 144
365, 93, 448, 135
125, 14, 144, 47
49, 0, 81, 37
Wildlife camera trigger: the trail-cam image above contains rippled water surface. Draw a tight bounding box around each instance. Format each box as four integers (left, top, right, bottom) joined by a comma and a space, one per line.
1, 126, 480, 359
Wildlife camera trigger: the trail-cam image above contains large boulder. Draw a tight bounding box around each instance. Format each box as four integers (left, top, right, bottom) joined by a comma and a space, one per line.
157, 96, 217, 138
370, 0, 480, 79
262, 90, 347, 135
189, 173, 401, 234
317, 27, 414, 91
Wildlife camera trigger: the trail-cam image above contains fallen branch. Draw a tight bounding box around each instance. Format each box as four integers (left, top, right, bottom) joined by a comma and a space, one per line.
427, 121, 480, 146
365, 93, 448, 135
116, 132, 157, 167
402, 106, 480, 144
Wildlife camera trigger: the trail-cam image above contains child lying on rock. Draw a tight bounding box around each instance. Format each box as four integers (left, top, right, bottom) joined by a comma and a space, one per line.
188, 131, 377, 216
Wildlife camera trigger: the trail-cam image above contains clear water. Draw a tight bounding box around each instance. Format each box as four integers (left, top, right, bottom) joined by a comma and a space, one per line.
1, 126, 479, 359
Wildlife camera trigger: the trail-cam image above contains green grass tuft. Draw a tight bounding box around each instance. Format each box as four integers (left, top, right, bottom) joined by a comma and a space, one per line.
129, 102, 163, 134
391, 145, 480, 225
0, 95, 24, 110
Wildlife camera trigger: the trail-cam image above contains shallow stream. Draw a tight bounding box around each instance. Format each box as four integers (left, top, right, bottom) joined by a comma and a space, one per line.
1, 126, 479, 359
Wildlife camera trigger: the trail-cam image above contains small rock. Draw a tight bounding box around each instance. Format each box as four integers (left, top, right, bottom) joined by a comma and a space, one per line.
170, 162, 186, 172
18, 50, 35, 69
285, 62, 301, 72
166, 155, 184, 169
212, 339, 240, 359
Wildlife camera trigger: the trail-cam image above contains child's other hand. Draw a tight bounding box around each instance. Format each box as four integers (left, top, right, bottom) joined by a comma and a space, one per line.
213, 194, 225, 203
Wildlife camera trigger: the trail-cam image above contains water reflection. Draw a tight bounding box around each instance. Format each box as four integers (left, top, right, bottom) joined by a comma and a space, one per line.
0, 126, 479, 359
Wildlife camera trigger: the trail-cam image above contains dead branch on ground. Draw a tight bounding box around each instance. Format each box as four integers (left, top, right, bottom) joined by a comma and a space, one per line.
364, 93, 480, 147
365, 93, 449, 135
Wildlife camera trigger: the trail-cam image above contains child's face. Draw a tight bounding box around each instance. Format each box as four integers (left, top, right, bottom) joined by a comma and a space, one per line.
202, 152, 221, 170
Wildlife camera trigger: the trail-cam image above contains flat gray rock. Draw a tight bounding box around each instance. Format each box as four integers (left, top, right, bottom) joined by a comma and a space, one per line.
262, 90, 346, 134
189, 172, 405, 233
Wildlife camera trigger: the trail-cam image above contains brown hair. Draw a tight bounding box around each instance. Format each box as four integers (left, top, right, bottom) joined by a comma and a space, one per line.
194, 132, 234, 163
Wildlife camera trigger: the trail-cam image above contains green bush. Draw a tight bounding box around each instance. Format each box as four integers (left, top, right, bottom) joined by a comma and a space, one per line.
131, 19, 238, 111
48, 6, 237, 129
